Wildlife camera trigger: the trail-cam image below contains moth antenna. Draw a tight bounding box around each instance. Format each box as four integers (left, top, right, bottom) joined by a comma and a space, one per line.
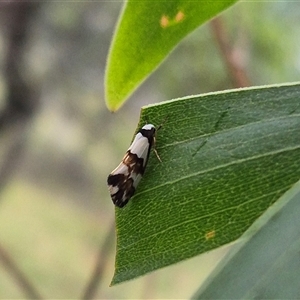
157, 115, 169, 131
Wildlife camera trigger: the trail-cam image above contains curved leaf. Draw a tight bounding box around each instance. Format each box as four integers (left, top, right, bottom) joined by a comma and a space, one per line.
193, 180, 300, 299
105, 0, 239, 111
111, 82, 300, 285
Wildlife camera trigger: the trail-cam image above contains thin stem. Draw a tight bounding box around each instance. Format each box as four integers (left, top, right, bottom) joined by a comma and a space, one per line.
0, 242, 44, 299
81, 220, 115, 299
210, 16, 250, 88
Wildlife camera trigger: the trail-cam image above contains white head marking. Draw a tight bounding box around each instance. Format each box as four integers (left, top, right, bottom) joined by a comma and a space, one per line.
142, 124, 155, 130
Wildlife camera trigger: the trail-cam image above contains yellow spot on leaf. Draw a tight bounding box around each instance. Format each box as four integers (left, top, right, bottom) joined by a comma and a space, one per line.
205, 230, 215, 240
175, 11, 185, 22
160, 10, 185, 28
160, 15, 169, 28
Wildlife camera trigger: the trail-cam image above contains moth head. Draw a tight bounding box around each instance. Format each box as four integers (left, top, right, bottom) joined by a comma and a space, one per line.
142, 124, 155, 131
139, 124, 156, 142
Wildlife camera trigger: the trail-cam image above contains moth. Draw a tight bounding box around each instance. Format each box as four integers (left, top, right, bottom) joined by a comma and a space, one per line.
107, 123, 162, 208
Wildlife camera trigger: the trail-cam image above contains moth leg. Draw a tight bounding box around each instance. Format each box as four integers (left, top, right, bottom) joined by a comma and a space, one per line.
153, 148, 162, 162
152, 135, 162, 162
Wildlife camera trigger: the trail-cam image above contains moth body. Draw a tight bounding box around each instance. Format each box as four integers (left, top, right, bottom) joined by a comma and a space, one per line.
107, 124, 159, 208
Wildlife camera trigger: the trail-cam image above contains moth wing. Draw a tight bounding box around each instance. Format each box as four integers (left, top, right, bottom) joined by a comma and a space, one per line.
128, 133, 151, 168
107, 131, 153, 208
109, 160, 130, 176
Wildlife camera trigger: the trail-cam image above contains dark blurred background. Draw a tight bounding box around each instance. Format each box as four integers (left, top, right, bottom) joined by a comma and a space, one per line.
0, 2, 299, 298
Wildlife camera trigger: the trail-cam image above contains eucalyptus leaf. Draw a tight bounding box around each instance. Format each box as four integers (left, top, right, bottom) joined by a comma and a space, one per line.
105, 0, 239, 111
193, 180, 300, 299
111, 82, 300, 285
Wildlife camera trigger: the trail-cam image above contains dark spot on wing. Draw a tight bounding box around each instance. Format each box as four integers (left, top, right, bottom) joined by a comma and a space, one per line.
108, 173, 136, 208
123, 151, 145, 175
107, 173, 123, 186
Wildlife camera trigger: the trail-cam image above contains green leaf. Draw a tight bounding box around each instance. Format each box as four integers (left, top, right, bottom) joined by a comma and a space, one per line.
111, 82, 300, 285
105, 0, 239, 111
193, 180, 300, 299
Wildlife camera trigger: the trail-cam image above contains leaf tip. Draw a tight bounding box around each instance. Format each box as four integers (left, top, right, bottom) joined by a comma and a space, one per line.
105, 89, 123, 112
